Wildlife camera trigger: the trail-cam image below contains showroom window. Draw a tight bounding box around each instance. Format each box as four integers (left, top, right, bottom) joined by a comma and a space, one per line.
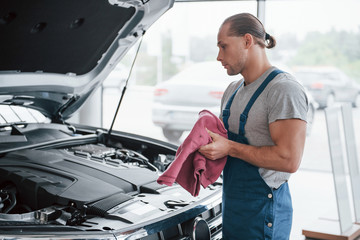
102, 0, 360, 143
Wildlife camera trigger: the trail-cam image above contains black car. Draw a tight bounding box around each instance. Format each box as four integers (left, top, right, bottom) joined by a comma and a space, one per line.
0, 1, 223, 239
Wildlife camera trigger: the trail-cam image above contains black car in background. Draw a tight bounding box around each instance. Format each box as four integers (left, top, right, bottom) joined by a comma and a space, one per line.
294, 66, 360, 109
0, 1, 223, 239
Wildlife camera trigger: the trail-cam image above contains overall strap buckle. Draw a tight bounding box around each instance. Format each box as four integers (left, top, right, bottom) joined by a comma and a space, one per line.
240, 113, 247, 123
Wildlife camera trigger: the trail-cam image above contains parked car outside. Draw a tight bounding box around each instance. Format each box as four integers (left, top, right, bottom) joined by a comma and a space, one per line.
152, 61, 240, 142
0, 1, 223, 240
152, 62, 316, 141
294, 66, 360, 109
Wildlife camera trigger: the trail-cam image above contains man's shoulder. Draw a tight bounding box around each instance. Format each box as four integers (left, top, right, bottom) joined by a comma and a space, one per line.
269, 72, 304, 92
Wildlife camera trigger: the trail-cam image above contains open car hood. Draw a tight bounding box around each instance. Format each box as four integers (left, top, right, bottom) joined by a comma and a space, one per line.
0, 0, 174, 122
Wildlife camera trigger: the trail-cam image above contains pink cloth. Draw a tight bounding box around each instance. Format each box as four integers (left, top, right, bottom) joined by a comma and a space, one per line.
157, 109, 228, 196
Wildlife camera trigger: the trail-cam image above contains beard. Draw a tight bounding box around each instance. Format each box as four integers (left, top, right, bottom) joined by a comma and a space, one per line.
227, 49, 247, 76
227, 59, 245, 76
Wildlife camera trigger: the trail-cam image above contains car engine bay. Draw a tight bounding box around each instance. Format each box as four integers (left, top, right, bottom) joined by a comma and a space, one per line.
0, 123, 222, 235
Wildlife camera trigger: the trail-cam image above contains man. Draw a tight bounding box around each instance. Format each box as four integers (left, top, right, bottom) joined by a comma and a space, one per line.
198, 13, 308, 239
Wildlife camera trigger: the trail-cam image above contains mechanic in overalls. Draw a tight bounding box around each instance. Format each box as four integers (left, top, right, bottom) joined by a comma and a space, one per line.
199, 13, 308, 239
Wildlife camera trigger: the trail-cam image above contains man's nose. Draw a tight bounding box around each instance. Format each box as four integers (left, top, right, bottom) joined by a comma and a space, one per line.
216, 52, 222, 62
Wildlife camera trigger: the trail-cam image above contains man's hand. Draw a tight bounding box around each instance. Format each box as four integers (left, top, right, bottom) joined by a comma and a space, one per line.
198, 128, 230, 160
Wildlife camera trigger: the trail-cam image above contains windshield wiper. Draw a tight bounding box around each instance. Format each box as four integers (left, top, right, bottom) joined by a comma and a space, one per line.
53, 95, 80, 124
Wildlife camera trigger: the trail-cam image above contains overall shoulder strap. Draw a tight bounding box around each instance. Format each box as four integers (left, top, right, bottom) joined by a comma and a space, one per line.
223, 81, 244, 130
238, 69, 284, 135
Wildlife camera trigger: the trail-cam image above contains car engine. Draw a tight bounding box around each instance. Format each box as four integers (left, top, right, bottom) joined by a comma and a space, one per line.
0, 141, 176, 224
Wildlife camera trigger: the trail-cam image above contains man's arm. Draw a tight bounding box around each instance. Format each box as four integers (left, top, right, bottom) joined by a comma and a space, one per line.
198, 118, 307, 173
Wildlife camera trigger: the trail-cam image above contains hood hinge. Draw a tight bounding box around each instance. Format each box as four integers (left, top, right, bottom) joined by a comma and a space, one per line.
52, 95, 80, 124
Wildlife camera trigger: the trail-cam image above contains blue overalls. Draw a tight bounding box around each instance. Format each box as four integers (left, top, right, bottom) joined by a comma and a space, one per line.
222, 70, 293, 240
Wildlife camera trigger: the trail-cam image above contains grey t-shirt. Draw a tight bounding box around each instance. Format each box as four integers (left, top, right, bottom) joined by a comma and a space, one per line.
220, 66, 308, 189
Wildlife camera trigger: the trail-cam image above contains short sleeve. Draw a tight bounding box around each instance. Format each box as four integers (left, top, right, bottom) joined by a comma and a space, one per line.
267, 79, 308, 124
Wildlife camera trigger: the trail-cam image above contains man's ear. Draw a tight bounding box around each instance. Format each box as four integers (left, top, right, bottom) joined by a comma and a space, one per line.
244, 33, 253, 49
